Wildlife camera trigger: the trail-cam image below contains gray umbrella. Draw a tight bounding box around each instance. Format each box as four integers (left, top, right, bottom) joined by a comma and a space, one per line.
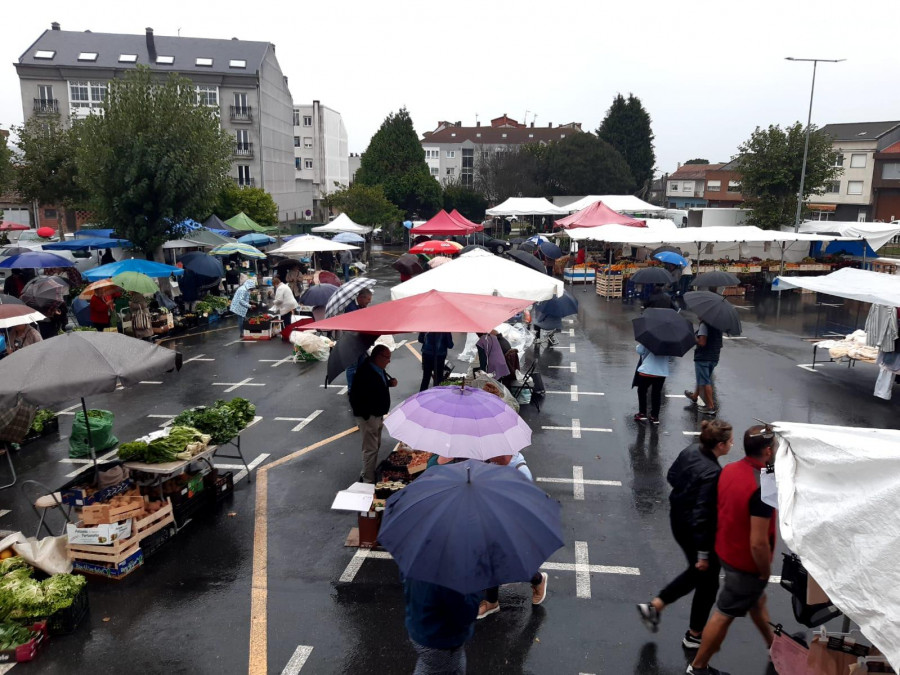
683, 291, 742, 335
20, 276, 68, 310
326, 332, 377, 386
692, 271, 741, 288
631, 267, 674, 285
507, 250, 546, 273
324, 277, 377, 318
0, 294, 25, 306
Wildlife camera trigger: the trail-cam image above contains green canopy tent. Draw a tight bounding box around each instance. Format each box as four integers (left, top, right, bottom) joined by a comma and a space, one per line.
224, 211, 275, 234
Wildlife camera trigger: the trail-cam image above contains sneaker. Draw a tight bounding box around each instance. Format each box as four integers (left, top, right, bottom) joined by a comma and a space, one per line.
634, 413, 648, 422
699, 406, 718, 416
636, 603, 660, 633
477, 600, 500, 619
682, 631, 702, 649
649, 416, 660, 425
686, 666, 729, 675
684, 390, 698, 404
531, 572, 548, 605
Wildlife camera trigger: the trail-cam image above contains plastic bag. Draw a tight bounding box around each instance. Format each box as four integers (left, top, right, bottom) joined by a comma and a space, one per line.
374, 335, 397, 352
69, 409, 117, 458
467, 372, 520, 412
458, 333, 479, 363
12, 533, 73, 575
289, 331, 333, 361
497, 322, 534, 358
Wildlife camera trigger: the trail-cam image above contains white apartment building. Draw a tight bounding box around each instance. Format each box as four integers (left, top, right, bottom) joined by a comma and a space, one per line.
293, 101, 349, 221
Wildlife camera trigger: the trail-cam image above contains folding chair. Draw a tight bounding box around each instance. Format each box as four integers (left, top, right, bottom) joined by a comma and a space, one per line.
512, 359, 545, 411
0, 443, 15, 490
20, 480, 74, 538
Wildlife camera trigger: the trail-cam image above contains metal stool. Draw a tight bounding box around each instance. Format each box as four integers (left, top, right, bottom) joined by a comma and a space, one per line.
0, 443, 15, 490
20, 480, 73, 538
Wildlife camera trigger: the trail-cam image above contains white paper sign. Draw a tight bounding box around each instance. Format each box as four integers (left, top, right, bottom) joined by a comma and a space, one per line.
331, 482, 375, 512
760, 469, 778, 509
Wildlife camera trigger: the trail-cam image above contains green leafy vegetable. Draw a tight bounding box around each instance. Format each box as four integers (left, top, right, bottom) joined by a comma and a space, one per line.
144, 426, 208, 463
29, 409, 57, 435
0, 558, 29, 577
117, 441, 148, 461
172, 398, 255, 444
0, 622, 36, 650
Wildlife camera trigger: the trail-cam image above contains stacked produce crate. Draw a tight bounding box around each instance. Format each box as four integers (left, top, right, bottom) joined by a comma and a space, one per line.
596, 272, 623, 298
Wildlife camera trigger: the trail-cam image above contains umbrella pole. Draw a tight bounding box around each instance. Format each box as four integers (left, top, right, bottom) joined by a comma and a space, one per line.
80, 397, 99, 483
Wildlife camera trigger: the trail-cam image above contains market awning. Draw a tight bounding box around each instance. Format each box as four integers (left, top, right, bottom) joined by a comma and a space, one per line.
486, 198, 568, 217
269, 234, 359, 255
773, 267, 900, 307
449, 209, 484, 232
799, 220, 900, 251
554, 201, 647, 229
412, 210, 481, 235
561, 195, 665, 214
43, 237, 132, 251
311, 213, 373, 235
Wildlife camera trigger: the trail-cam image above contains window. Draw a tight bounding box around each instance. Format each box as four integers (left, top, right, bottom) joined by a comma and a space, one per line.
238, 165, 252, 186
195, 57, 213, 67
727, 180, 741, 192
446, 150, 455, 159
44, 209, 57, 219
560, 133, 566, 139
825, 181, 840, 194
850, 153, 867, 168
430, 167, 439, 176
670, 183, 679, 192
706, 180, 721, 191
683, 183, 692, 192
881, 162, 900, 180
34, 50, 56, 60
476, 133, 481, 138
78, 52, 98, 62
424, 149, 439, 159
295, 158, 301, 170
303, 137, 313, 149
294, 136, 301, 147
847, 180, 864, 195
832, 153, 844, 167
303, 116, 312, 126
229, 59, 247, 69
528, 133, 534, 138
304, 159, 313, 169
37, 85, 53, 102
858, 209, 867, 222
156, 55, 175, 65
69, 80, 106, 108
501, 133, 507, 138
235, 129, 250, 154
233, 92, 249, 113
293, 110, 300, 126
119, 54, 138, 63
446, 167, 455, 175
195, 85, 218, 107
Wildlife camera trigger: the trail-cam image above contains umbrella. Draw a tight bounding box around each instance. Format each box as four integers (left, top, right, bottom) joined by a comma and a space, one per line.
632, 308, 696, 357
82, 259, 184, 281
333, 232, 365, 244
178, 252, 225, 279
653, 251, 688, 267
71, 298, 92, 326
209, 243, 266, 259
378, 460, 564, 594
534, 290, 579, 319
692, 271, 741, 288
631, 267, 675, 285
324, 277, 377, 318
526, 235, 551, 245
0, 305, 46, 329
684, 291, 742, 335
538, 241, 564, 259
314, 270, 342, 287
43, 237, 131, 251
326, 332, 378, 385
507, 249, 546, 273
428, 256, 452, 268
236, 233, 275, 247
20, 276, 68, 309
385, 385, 532, 460
532, 308, 562, 331
299, 283, 339, 307
0, 223, 29, 231
0, 247, 33, 257
0, 251, 74, 270
510, 238, 526, 245
651, 245, 682, 257
111, 272, 159, 296
0, 294, 25, 306
392, 253, 423, 277
409, 240, 462, 255
78, 279, 121, 301
270, 234, 357, 255
460, 244, 490, 255
518, 241, 537, 253
36, 227, 55, 238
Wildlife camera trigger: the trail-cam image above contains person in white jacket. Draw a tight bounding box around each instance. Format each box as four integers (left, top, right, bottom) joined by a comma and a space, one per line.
268, 276, 298, 325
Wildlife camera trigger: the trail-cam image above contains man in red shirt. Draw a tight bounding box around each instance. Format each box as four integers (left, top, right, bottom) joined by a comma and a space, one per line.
687, 425, 777, 675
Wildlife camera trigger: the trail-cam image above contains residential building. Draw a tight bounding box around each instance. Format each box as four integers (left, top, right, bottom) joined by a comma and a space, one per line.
420, 114, 583, 187
293, 101, 350, 220
809, 121, 900, 221
647, 175, 666, 207
348, 153, 361, 183
703, 158, 745, 208
15, 23, 304, 225
665, 163, 724, 209
873, 141, 900, 222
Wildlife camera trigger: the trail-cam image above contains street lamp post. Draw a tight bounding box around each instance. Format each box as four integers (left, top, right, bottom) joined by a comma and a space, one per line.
785, 57, 845, 232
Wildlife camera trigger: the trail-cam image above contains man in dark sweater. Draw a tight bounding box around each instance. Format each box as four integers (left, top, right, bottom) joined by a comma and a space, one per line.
348, 345, 397, 483
685, 320, 724, 415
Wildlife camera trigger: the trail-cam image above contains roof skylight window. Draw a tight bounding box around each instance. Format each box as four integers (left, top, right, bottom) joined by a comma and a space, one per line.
156, 55, 175, 65
78, 52, 98, 61
34, 50, 56, 60
195, 57, 213, 67
119, 54, 138, 63
229, 59, 246, 68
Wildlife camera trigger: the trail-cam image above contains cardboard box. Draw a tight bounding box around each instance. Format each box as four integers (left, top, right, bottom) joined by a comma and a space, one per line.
60, 477, 135, 507
67, 519, 132, 546
331, 482, 375, 512
71, 547, 143, 580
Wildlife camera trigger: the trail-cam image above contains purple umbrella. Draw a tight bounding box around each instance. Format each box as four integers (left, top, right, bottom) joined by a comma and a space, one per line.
384, 385, 532, 460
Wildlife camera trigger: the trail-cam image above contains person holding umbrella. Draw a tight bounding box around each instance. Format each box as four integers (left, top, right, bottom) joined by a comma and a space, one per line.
685, 319, 723, 415
632, 308, 696, 424
348, 345, 397, 483
3, 270, 25, 298
229, 278, 257, 337
5, 323, 42, 355
633, 342, 670, 424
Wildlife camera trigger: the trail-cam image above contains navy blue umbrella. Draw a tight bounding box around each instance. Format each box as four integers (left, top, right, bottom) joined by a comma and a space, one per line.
299, 283, 339, 307
653, 250, 688, 267
378, 461, 564, 594
0, 251, 74, 269
534, 290, 578, 319
177, 252, 225, 280
71, 298, 92, 327
538, 241, 563, 260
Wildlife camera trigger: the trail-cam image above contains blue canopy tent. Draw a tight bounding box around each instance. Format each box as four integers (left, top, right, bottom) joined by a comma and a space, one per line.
237, 233, 276, 247
74, 229, 115, 239
43, 237, 132, 251
83, 259, 184, 281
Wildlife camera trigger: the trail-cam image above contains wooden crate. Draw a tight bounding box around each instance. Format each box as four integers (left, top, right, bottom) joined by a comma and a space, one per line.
68, 500, 174, 561
81, 494, 144, 525
596, 274, 623, 298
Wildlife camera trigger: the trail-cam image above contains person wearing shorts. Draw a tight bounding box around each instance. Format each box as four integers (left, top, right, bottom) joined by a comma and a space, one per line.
687, 425, 778, 675
685, 321, 722, 415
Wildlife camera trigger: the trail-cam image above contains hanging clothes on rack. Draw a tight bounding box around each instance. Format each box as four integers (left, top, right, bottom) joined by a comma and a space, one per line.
864, 304, 897, 352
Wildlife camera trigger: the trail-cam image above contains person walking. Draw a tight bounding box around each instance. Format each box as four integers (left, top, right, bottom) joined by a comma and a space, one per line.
687, 425, 778, 675
684, 320, 723, 415
4, 323, 43, 356
339, 249, 353, 282
633, 343, 670, 424
345, 288, 373, 313
419, 332, 454, 391
637, 419, 733, 649
268, 276, 298, 326
348, 345, 397, 483
229, 278, 257, 337
475, 332, 510, 380
644, 284, 675, 310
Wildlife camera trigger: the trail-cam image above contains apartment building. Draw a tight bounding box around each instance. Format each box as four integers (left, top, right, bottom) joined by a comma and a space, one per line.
15, 23, 304, 222
420, 114, 583, 187
665, 163, 724, 209
702, 159, 745, 208
293, 101, 349, 220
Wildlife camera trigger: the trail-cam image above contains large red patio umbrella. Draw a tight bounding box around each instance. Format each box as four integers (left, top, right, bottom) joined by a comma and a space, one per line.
409, 240, 463, 255
553, 201, 646, 229
412, 210, 480, 236
0, 223, 29, 232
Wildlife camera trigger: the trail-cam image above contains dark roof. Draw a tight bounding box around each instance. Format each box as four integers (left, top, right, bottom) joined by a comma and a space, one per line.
18, 28, 269, 75
669, 164, 725, 180
819, 121, 900, 141
422, 124, 583, 145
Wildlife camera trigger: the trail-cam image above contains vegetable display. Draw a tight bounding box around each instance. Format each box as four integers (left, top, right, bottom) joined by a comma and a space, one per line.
171, 398, 256, 445
117, 441, 148, 461
116, 427, 211, 463
0, 623, 35, 651
29, 410, 57, 435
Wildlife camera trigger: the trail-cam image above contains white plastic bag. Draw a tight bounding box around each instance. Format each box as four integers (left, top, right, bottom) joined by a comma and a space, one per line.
458, 333, 479, 363
12, 533, 73, 575
374, 335, 398, 352
289, 331, 333, 361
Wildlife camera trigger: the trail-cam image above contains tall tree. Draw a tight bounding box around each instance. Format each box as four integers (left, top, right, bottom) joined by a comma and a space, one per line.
737, 122, 840, 230
597, 93, 656, 197
684, 158, 710, 165
14, 115, 85, 234
546, 134, 635, 196
0, 132, 14, 195
442, 184, 489, 222
75, 66, 233, 259
213, 184, 278, 228
475, 146, 547, 203
355, 108, 441, 218
331, 182, 402, 227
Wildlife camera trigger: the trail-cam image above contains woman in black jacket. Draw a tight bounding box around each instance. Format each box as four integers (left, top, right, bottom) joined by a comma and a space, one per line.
637, 419, 733, 649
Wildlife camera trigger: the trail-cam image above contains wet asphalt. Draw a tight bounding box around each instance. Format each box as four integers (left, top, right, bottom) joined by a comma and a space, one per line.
1, 250, 895, 675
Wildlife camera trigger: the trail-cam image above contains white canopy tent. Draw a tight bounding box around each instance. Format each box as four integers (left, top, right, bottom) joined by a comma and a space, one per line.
798, 220, 900, 252
391, 249, 564, 302
561, 195, 665, 214
269, 234, 359, 256
311, 213, 373, 235
774, 421, 900, 669
774, 267, 900, 306
486, 197, 568, 216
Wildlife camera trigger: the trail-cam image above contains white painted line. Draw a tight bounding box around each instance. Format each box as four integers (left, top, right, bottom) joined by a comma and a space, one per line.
567, 328, 575, 337
338, 548, 395, 583
280, 645, 314, 675
550, 344, 576, 353
564, 319, 575, 324
56, 404, 80, 416
212, 377, 266, 393
574, 541, 591, 599
184, 354, 215, 364
64, 449, 119, 477
572, 418, 581, 439
797, 364, 824, 373
318, 384, 349, 395
683, 431, 700, 436
572, 466, 585, 500
0, 663, 14, 675
545, 385, 604, 401
139, 381, 163, 384
274, 410, 323, 432
723, 336, 747, 340
549, 363, 577, 373
148, 414, 176, 428
394, 340, 408, 349
666, 394, 707, 406
540, 561, 641, 576
542, 423, 612, 437
226, 338, 261, 346
536, 476, 622, 494
259, 355, 296, 368
212, 463, 246, 471
233, 452, 270, 484
0, 510, 9, 519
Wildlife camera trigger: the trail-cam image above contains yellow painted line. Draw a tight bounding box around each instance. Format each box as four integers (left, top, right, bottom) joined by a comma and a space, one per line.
405, 342, 422, 362
248, 425, 358, 675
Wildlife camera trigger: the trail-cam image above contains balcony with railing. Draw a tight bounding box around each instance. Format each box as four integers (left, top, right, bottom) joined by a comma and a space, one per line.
230, 105, 253, 122
33, 98, 59, 114
233, 177, 256, 188
233, 142, 254, 158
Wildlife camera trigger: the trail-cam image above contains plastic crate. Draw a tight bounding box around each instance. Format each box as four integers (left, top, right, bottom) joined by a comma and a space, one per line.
18, 585, 89, 636
140, 522, 176, 558
205, 470, 234, 502
0, 622, 47, 663
172, 487, 214, 528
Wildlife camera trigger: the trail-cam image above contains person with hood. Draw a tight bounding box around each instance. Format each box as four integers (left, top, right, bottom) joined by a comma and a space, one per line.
230, 278, 257, 337
475, 332, 510, 380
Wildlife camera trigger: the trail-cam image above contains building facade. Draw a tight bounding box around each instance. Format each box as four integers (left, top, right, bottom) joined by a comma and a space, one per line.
873, 141, 900, 223
665, 163, 724, 209
293, 101, 349, 220
15, 23, 304, 222
702, 159, 745, 208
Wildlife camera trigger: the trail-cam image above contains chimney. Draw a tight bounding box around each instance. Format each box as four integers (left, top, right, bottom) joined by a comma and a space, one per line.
145, 27, 156, 60
530, 121, 534, 128
548, 122, 552, 128
476, 121, 480, 127
51, 22, 60, 31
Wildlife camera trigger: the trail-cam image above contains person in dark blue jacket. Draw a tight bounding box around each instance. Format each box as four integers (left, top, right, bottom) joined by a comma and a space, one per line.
418, 332, 454, 391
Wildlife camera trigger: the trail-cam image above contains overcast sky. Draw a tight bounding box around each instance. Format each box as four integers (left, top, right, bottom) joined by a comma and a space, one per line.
4, 0, 899, 176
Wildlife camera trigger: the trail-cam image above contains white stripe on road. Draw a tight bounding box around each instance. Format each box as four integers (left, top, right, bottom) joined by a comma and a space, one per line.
259, 355, 296, 368
212, 377, 266, 393
574, 541, 591, 599
280, 646, 314, 675
139, 381, 163, 385
56, 404, 80, 416
572, 466, 585, 500
233, 453, 270, 484
549, 362, 577, 373
550, 344, 576, 353
183, 354, 215, 363
545, 385, 604, 401
339, 548, 395, 583
683, 431, 700, 436
274, 410, 323, 432
0, 510, 9, 519
797, 364, 825, 373
542, 420, 611, 437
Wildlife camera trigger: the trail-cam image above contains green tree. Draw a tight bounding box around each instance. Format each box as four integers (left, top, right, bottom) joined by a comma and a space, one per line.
547, 133, 635, 196
442, 185, 489, 222
597, 93, 656, 197
737, 122, 840, 230
0, 132, 15, 195
74, 66, 233, 259
14, 115, 85, 234
684, 158, 710, 165
355, 108, 442, 218
213, 183, 279, 228
475, 146, 548, 203
331, 182, 402, 227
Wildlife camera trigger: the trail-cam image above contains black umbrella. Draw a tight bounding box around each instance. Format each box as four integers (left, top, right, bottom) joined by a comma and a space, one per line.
538, 241, 563, 260
326, 332, 378, 385
631, 267, 674, 285
177, 252, 225, 280
518, 241, 537, 253
460, 244, 491, 255
300, 283, 339, 307
650, 245, 682, 257
0, 294, 25, 306
507, 250, 546, 273
632, 308, 696, 357
510, 238, 526, 245
535, 291, 578, 319
683, 291, 742, 335
392, 253, 424, 277
692, 271, 741, 288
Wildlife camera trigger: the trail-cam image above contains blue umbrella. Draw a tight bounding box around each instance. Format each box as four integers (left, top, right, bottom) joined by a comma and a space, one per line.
402, 220, 414, 230
83, 259, 184, 281
534, 290, 578, 319
43, 237, 132, 251
237, 233, 276, 246
538, 241, 564, 259
653, 250, 688, 267
378, 461, 564, 594
526, 235, 551, 245
74, 229, 115, 239
299, 283, 339, 307
333, 232, 365, 244
177, 252, 225, 279
0, 251, 74, 269
71, 298, 92, 327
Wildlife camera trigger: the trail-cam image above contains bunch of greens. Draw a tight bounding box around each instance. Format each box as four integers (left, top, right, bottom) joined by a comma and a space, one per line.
0, 558, 87, 627
144, 426, 209, 463
117, 440, 148, 461
172, 398, 256, 445
29, 409, 57, 435
0, 623, 36, 650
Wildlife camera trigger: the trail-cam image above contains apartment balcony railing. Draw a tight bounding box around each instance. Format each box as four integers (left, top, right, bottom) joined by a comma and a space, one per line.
233, 177, 256, 188
33, 98, 59, 114
233, 142, 254, 157
230, 106, 253, 122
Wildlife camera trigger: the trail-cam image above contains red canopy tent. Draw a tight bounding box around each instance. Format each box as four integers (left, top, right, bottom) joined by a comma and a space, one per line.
302, 290, 529, 334
412, 210, 481, 235
554, 201, 646, 229
0, 223, 29, 232
449, 209, 484, 231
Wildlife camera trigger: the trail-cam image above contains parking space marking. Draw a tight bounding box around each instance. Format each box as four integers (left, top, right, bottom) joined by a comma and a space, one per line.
280, 645, 314, 675
683, 431, 700, 436
55, 404, 81, 416
148, 413, 176, 428
318, 384, 348, 395
797, 364, 826, 373
225, 339, 261, 346
231, 453, 270, 484
63, 449, 119, 476
339, 548, 395, 583
212, 377, 266, 393
545, 385, 604, 402
405, 343, 422, 362
274, 410, 323, 432
538, 541, 640, 599
542, 419, 611, 438
139, 381, 163, 385
564, 319, 575, 324
666, 394, 707, 406
259, 355, 296, 368
549, 362, 577, 373
549, 344, 576, 353
0, 510, 10, 519
183, 353, 215, 364
566, 328, 575, 337
535, 466, 622, 500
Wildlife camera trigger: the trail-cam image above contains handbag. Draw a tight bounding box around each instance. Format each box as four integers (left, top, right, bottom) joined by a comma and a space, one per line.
780, 553, 843, 627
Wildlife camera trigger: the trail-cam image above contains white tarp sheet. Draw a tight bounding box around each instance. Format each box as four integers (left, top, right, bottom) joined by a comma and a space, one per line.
561, 195, 665, 214
486, 197, 568, 216
799, 220, 900, 252
774, 421, 900, 669
774, 267, 900, 307
311, 213, 373, 235
390, 249, 564, 302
